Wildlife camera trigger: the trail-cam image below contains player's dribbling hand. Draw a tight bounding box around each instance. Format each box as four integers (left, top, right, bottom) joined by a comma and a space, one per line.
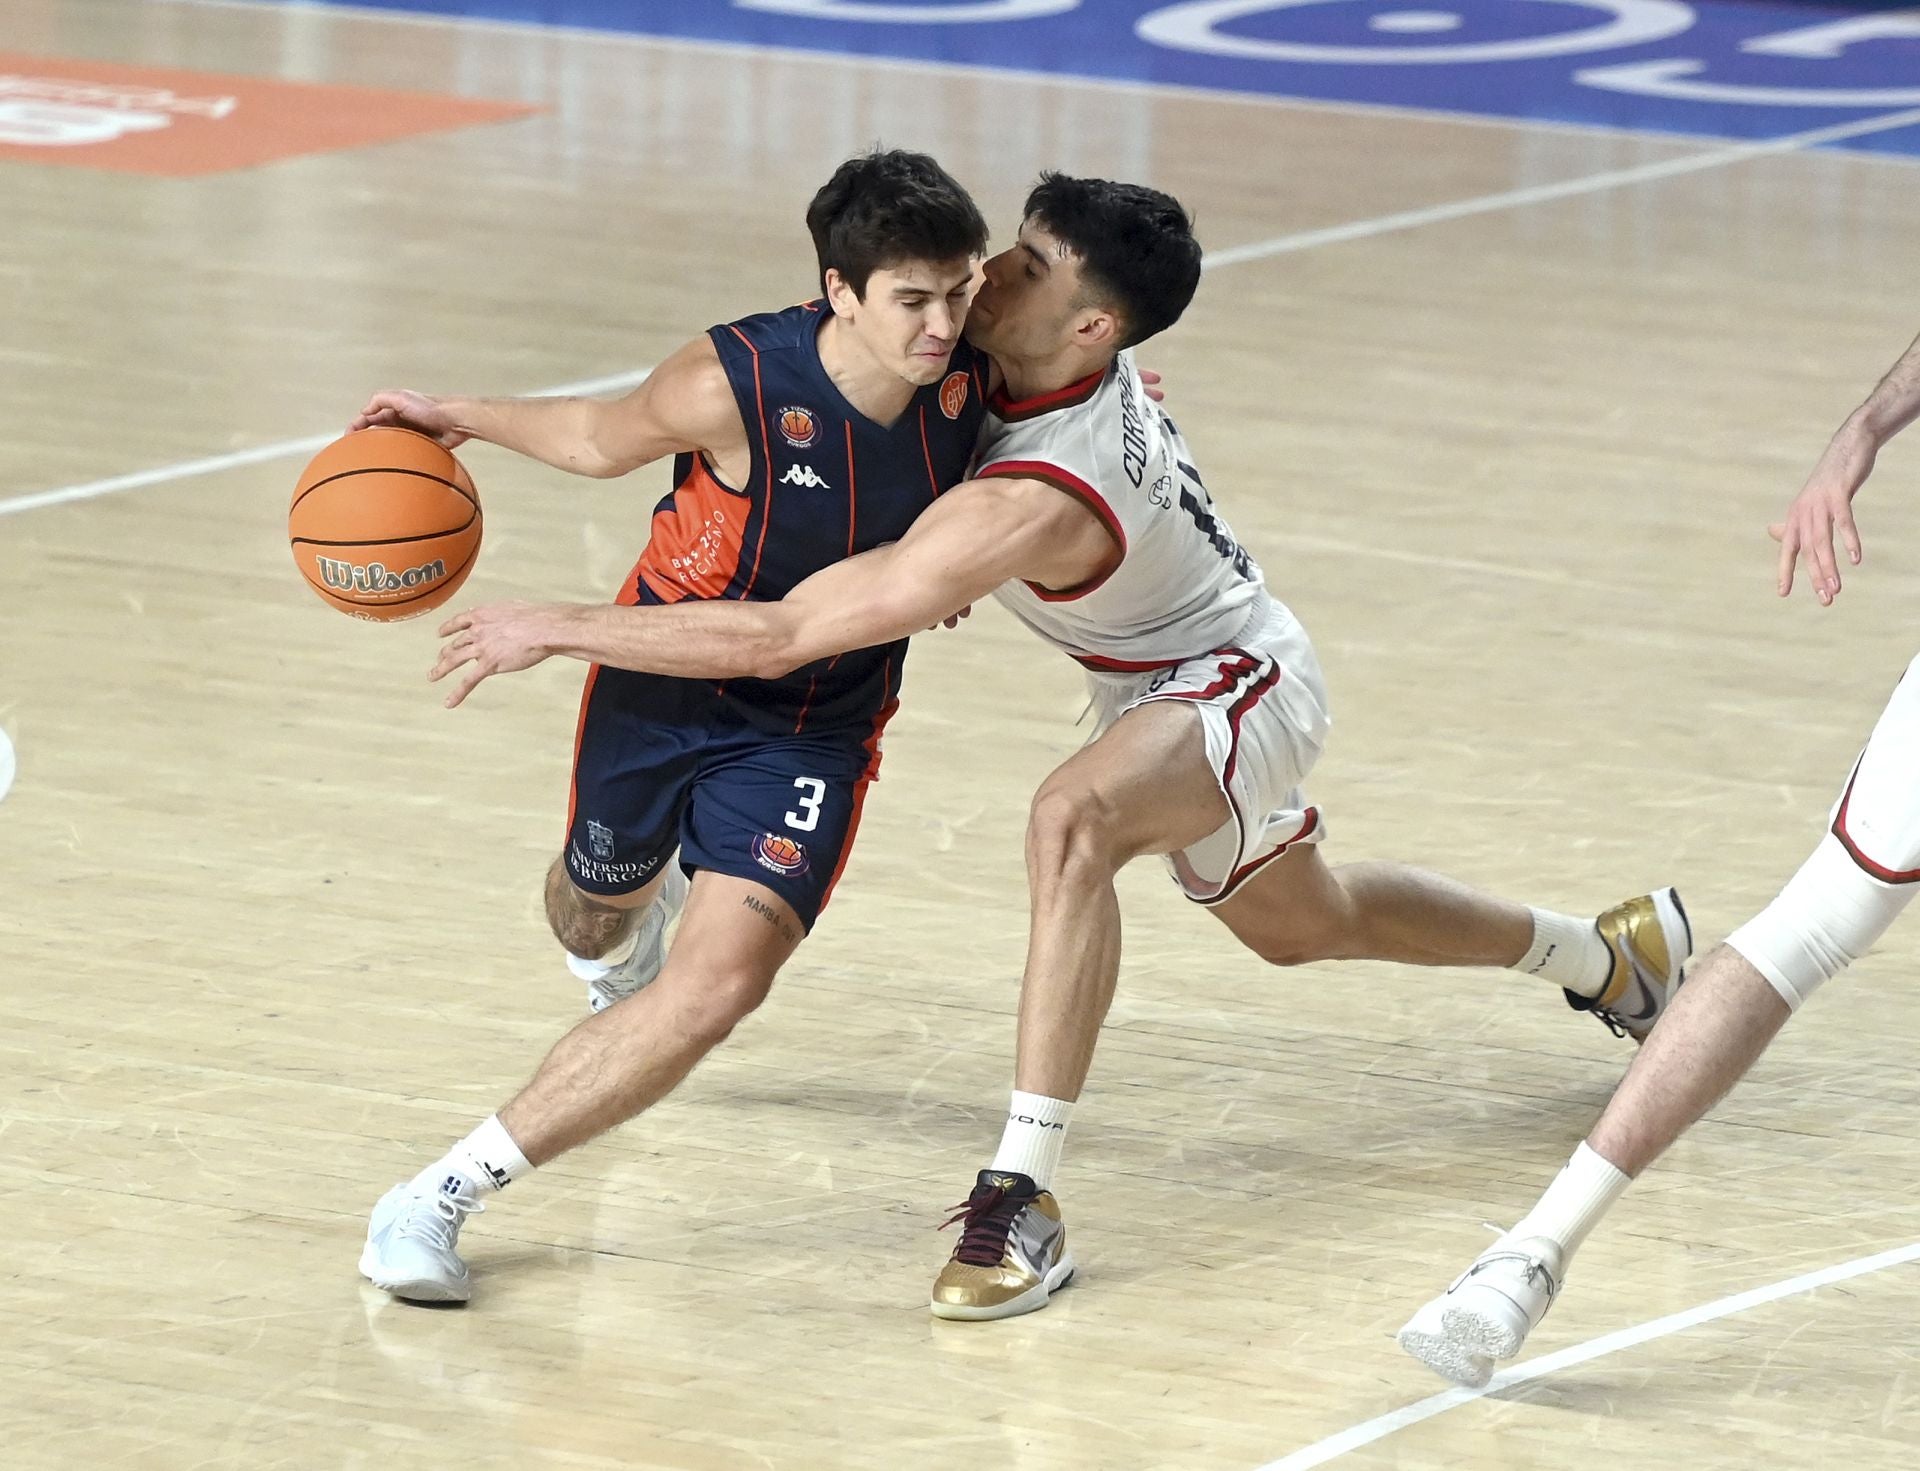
432, 601, 557, 707
1770, 427, 1874, 606
353, 390, 470, 449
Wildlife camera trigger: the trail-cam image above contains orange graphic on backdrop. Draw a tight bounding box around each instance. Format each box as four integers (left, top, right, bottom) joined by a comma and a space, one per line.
0, 52, 536, 176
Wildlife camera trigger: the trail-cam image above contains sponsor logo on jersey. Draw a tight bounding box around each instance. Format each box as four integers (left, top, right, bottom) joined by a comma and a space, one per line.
752, 832, 810, 877
939, 371, 970, 420
778, 406, 819, 448
779, 463, 831, 489
315, 555, 446, 595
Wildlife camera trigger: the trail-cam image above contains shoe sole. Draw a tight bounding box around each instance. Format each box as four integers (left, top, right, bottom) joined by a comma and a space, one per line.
1396, 1323, 1493, 1389
358, 1243, 472, 1304
929, 1253, 1077, 1321
1440, 1299, 1527, 1360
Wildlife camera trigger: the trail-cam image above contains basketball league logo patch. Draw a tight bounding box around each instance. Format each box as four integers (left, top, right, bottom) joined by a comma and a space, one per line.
939, 372, 970, 421
778, 406, 819, 448
752, 832, 811, 877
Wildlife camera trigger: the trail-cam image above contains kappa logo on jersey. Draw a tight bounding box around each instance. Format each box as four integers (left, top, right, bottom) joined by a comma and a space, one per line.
778, 463, 831, 489
777, 406, 819, 448
752, 832, 811, 877
939, 371, 970, 421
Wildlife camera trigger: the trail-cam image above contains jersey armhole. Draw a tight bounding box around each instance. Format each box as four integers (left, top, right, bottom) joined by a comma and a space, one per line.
975, 458, 1126, 602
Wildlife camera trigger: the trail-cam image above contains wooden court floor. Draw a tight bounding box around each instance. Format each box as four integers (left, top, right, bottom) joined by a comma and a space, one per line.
5, 2, 1920, 1466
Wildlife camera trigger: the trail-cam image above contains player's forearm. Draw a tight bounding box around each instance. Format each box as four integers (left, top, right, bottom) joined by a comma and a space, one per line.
541, 601, 795, 679
1844, 331, 1920, 446
443, 396, 633, 479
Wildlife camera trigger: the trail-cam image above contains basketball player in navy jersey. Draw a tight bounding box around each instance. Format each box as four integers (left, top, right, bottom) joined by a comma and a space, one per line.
430, 174, 1688, 1321
349, 150, 990, 1303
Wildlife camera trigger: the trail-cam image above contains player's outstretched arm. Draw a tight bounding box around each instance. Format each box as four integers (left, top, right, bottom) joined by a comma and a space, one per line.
351, 336, 740, 480
1772, 328, 1920, 605
427, 478, 1115, 706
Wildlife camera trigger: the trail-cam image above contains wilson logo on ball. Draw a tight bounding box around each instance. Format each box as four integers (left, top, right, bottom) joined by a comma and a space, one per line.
315, 556, 448, 595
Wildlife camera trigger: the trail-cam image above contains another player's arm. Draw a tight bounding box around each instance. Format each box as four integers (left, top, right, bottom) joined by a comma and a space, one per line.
430, 478, 1119, 705
352, 336, 744, 480
1773, 328, 1920, 604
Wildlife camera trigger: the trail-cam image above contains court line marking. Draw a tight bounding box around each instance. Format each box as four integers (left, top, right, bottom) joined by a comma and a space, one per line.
163, 0, 1920, 157
2, 27, 1914, 522
0, 366, 654, 517
1259, 1238, 1920, 1470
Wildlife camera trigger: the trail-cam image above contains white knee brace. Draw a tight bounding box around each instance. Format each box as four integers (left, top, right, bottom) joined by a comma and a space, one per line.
1726, 834, 1915, 1011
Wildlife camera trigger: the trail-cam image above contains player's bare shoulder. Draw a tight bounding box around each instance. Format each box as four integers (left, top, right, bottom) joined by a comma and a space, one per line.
598, 335, 749, 481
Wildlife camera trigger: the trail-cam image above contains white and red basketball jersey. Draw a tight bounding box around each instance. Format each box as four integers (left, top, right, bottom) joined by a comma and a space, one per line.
974, 349, 1280, 671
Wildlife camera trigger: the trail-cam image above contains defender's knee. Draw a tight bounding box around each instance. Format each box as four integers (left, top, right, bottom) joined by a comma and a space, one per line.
1026, 782, 1125, 882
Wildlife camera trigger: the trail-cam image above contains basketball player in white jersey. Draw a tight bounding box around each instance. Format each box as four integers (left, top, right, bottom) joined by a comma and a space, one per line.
432, 174, 1690, 1319
1398, 327, 1920, 1387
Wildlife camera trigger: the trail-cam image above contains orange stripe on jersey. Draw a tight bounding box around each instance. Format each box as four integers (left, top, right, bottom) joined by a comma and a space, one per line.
729, 324, 778, 599
844, 421, 858, 556
917, 405, 941, 498
820, 667, 896, 914
635, 456, 750, 603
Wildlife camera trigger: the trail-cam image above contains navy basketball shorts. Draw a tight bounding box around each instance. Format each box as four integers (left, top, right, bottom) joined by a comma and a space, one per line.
563, 665, 885, 931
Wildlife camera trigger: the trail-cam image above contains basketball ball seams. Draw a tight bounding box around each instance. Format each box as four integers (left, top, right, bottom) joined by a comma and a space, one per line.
290, 508, 479, 549
291, 464, 472, 514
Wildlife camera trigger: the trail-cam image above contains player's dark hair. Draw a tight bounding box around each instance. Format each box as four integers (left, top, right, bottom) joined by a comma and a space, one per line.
807, 149, 989, 300
1023, 173, 1202, 349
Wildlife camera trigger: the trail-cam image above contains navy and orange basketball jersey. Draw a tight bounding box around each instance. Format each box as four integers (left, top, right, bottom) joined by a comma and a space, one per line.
630, 301, 990, 731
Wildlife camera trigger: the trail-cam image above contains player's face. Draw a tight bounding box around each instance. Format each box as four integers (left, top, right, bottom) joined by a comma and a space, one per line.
966, 222, 1087, 359
849, 257, 980, 386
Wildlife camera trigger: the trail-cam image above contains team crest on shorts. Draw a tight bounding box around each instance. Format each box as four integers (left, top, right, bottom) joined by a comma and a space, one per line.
587, 819, 615, 861
778, 406, 819, 448
939, 371, 969, 420
752, 832, 810, 877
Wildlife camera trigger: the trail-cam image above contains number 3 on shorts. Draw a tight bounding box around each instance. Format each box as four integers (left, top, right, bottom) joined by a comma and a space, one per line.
786, 776, 826, 832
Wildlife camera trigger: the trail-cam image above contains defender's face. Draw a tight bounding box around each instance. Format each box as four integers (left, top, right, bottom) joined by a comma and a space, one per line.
846, 257, 979, 386
967, 221, 1085, 359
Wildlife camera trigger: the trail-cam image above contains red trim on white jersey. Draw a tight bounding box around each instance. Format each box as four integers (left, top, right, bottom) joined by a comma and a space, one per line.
989, 367, 1107, 420
974, 457, 1126, 602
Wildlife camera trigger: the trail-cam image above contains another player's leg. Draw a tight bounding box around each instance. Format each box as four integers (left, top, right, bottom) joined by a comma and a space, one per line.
1401, 832, 1913, 1384
1401, 661, 1920, 1383
932, 699, 1228, 1321
360, 871, 804, 1303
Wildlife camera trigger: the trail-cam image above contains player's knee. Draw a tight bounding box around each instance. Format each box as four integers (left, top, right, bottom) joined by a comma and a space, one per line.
1026, 782, 1124, 879
679, 966, 776, 1044
1726, 834, 1913, 1010
1249, 908, 1348, 968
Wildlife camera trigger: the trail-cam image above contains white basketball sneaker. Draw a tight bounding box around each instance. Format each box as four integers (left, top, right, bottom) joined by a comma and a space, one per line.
1565, 887, 1693, 1042
1397, 1234, 1564, 1388
359, 1176, 483, 1303
570, 863, 691, 1014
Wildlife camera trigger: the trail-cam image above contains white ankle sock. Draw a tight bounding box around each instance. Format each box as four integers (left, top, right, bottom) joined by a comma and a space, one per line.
1516, 909, 1612, 998
1504, 1142, 1631, 1265
990, 1091, 1073, 1190
412, 1114, 533, 1197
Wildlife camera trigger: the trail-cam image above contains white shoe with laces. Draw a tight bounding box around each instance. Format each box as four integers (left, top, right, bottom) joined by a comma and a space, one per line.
359, 1176, 483, 1303
570, 864, 691, 1014
1396, 1233, 1564, 1388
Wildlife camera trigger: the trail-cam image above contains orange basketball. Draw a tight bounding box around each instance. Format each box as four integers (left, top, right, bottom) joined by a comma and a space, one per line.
289, 426, 481, 621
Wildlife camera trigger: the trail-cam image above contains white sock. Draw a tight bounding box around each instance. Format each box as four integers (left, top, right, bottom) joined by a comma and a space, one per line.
411, 1114, 533, 1197
1503, 1142, 1631, 1266
1516, 908, 1612, 998
989, 1091, 1073, 1190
